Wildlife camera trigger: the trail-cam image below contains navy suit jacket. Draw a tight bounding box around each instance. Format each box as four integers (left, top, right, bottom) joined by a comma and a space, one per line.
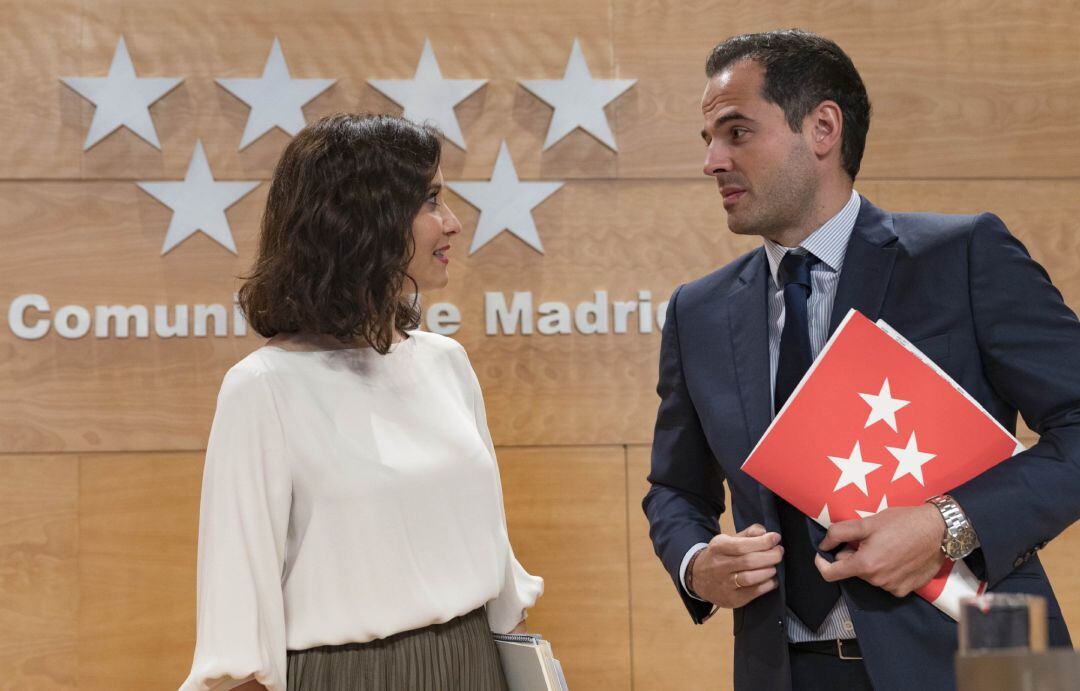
644, 198, 1078, 691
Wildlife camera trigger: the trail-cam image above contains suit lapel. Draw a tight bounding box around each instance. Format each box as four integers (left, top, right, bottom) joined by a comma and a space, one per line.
727, 249, 772, 452
828, 197, 899, 335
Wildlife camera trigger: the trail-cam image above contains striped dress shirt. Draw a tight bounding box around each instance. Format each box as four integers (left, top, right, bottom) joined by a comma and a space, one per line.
680, 190, 862, 643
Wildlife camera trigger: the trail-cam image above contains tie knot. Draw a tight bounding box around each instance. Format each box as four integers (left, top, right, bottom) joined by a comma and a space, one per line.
778, 251, 817, 289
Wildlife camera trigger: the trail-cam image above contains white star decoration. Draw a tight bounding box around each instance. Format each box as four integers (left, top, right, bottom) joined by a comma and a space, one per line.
60, 36, 182, 150
856, 495, 889, 519
519, 39, 636, 151
859, 378, 910, 431
447, 141, 563, 254
137, 141, 261, 255
885, 432, 937, 485
216, 38, 335, 150
827, 441, 882, 496
368, 39, 486, 150
816, 504, 832, 529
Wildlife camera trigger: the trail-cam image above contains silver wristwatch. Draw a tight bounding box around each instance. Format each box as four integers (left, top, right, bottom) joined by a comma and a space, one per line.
927, 494, 980, 560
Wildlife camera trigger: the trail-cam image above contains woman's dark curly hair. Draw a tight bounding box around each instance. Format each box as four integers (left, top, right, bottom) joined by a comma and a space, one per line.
239, 113, 442, 354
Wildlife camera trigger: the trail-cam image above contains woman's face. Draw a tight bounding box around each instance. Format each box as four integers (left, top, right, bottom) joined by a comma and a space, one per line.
407, 167, 461, 292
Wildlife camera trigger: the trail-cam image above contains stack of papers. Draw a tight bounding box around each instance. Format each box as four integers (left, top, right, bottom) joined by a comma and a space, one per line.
493, 633, 569, 691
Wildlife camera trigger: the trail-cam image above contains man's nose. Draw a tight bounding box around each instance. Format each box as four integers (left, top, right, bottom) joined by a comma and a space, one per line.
703, 142, 732, 176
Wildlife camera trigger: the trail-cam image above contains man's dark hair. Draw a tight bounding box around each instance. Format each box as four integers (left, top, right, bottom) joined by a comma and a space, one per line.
239, 113, 441, 354
705, 29, 871, 180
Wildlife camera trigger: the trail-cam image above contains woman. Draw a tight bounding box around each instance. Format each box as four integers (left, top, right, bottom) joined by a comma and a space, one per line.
180, 113, 543, 691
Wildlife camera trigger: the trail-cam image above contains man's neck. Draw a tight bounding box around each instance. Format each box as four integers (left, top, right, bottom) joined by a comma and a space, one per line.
764, 185, 854, 248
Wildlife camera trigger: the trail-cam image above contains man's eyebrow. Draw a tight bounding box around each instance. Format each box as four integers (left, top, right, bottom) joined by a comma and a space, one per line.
701, 111, 755, 139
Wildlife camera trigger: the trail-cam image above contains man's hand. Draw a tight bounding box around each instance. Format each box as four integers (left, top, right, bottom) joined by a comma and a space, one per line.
815, 504, 947, 597
691, 524, 783, 608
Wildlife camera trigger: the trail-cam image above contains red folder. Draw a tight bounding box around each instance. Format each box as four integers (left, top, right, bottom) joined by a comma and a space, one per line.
741, 309, 1023, 618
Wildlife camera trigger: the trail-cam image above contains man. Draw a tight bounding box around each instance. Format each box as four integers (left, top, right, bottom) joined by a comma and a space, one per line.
644, 29, 1078, 691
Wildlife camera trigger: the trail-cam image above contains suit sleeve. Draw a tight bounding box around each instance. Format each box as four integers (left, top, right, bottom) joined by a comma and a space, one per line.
643, 284, 727, 623
950, 213, 1080, 586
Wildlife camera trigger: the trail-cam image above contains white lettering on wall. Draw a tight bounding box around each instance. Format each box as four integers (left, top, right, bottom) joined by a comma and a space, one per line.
8, 294, 50, 340
426, 303, 461, 336
56, 305, 91, 339
485, 291, 534, 335
575, 291, 609, 334
5, 291, 669, 339
155, 305, 189, 337
95, 304, 150, 338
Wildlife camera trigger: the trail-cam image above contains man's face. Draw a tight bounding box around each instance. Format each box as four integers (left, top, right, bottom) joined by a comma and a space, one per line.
700, 59, 818, 241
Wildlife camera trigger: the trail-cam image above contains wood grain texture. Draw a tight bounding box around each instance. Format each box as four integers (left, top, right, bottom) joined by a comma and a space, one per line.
5, 179, 1080, 453
0, 455, 78, 691
78, 452, 202, 691
499, 446, 632, 691
20, 0, 623, 182
612, 0, 1080, 179
628, 445, 734, 691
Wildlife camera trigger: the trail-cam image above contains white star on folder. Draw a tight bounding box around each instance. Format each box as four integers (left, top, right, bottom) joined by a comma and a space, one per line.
855, 495, 889, 519
817, 504, 832, 529
447, 142, 563, 254
216, 38, 336, 149
828, 441, 882, 496
60, 36, 183, 150
859, 378, 910, 431
885, 432, 937, 485
519, 39, 636, 151
137, 141, 261, 255
368, 39, 486, 150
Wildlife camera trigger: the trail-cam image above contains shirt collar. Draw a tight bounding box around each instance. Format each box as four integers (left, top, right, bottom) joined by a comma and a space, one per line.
763, 189, 861, 285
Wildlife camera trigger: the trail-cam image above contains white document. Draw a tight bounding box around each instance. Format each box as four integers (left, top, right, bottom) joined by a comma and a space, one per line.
493, 633, 568, 691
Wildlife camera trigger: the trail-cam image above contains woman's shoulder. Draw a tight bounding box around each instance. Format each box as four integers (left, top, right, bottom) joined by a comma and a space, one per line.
406, 329, 468, 358
216, 348, 281, 397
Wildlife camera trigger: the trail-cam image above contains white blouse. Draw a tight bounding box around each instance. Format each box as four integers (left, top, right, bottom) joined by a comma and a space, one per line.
180, 331, 544, 691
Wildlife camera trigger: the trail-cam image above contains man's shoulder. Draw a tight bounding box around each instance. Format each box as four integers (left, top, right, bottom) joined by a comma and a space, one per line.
866, 199, 1005, 252
676, 246, 764, 305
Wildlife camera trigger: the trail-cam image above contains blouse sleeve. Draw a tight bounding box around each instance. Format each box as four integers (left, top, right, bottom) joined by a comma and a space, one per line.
455, 346, 545, 633
180, 363, 292, 691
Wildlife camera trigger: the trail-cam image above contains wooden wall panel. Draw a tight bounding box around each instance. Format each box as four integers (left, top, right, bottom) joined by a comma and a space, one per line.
78, 452, 201, 690
0, 0, 83, 180
499, 446, 632, 691
5, 179, 1080, 453
3, 3, 1080, 689
0, 455, 78, 691
30, 0, 624, 183
628, 445, 733, 691
612, 0, 1080, 179
0, 178, 750, 453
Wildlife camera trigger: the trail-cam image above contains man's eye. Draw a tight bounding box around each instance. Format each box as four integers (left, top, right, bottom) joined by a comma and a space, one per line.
732, 128, 748, 140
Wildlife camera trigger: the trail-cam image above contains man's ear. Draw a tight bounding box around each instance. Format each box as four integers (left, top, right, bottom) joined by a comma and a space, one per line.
806, 100, 843, 160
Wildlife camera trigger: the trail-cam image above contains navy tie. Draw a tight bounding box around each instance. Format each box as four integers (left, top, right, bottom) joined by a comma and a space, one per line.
774, 251, 839, 632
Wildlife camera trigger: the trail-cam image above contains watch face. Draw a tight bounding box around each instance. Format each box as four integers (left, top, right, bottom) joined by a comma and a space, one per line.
946, 532, 975, 559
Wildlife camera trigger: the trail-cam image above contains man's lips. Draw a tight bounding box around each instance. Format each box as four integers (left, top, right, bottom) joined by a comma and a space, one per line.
721, 187, 747, 207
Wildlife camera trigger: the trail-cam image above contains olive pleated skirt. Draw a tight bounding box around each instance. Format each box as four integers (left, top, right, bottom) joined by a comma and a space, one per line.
286, 607, 509, 691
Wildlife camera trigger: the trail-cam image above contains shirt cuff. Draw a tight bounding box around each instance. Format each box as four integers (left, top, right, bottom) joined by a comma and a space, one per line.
679, 542, 710, 602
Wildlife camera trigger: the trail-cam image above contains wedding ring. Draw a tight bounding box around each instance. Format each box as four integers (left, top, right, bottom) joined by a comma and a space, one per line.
732, 571, 743, 589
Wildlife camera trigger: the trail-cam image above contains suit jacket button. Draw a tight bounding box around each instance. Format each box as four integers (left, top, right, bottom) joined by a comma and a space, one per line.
1014, 556, 1025, 568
